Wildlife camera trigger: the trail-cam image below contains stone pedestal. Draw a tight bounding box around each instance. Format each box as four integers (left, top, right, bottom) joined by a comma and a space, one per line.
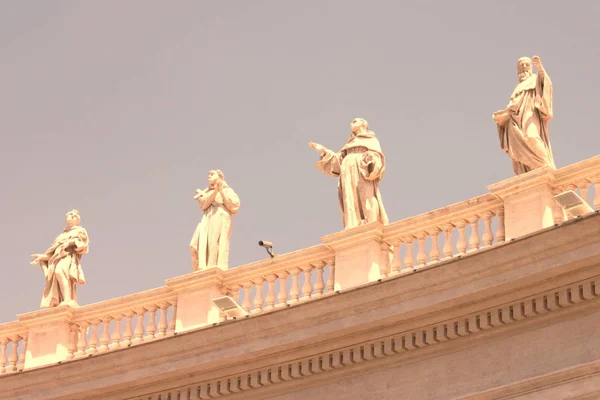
17, 305, 76, 369
322, 221, 387, 291
489, 167, 558, 241
166, 267, 225, 333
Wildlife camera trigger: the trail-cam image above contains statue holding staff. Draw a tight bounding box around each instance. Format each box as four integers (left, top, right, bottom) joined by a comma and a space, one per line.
493, 55, 556, 175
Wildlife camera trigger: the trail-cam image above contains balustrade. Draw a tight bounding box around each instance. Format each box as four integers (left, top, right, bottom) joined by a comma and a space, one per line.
221, 245, 335, 315
0, 322, 27, 375
67, 289, 177, 358
384, 194, 506, 273
2, 155, 600, 375
554, 155, 600, 215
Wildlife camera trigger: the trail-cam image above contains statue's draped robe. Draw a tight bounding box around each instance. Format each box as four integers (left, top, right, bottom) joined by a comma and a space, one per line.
190, 186, 240, 271
315, 132, 389, 229
497, 72, 555, 175
36, 226, 88, 308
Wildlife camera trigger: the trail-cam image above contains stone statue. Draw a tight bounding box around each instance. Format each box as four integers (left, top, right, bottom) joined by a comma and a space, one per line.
309, 118, 389, 229
30, 210, 89, 308
493, 55, 556, 175
190, 170, 240, 271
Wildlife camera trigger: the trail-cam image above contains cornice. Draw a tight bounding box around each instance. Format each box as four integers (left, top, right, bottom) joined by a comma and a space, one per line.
221, 244, 333, 286
321, 221, 385, 251
459, 358, 600, 399
165, 267, 225, 293
2, 214, 599, 400
125, 275, 600, 400
382, 193, 502, 242
488, 166, 557, 199
17, 304, 76, 328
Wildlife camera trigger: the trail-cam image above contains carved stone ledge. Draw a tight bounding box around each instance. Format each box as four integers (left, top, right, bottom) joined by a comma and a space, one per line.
138, 276, 600, 399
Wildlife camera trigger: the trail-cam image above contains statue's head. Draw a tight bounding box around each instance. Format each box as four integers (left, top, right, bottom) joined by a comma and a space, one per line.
65, 210, 81, 227
208, 169, 224, 186
350, 118, 369, 134
517, 57, 533, 82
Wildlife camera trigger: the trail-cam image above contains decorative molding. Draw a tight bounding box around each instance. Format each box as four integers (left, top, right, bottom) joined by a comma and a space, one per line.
487, 166, 556, 199
136, 276, 599, 399
382, 193, 502, 243
221, 245, 333, 288
321, 221, 385, 250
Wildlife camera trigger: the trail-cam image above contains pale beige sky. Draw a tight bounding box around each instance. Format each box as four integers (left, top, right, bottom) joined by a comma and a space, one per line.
1, 0, 599, 323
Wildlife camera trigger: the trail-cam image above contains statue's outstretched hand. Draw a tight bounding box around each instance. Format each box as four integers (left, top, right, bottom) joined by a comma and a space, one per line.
308, 142, 327, 154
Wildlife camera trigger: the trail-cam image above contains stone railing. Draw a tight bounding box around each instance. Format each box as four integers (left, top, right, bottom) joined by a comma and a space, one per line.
383, 194, 505, 275
1, 155, 599, 375
220, 245, 335, 315
68, 287, 177, 359
0, 321, 27, 375
553, 155, 600, 219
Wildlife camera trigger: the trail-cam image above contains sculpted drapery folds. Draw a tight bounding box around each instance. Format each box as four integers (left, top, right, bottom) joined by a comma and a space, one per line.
190, 170, 240, 271
309, 118, 389, 230
30, 210, 89, 308
493, 55, 556, 175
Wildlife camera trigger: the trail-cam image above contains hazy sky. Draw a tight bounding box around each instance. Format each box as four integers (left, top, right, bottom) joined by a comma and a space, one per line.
1, 1, 599, 323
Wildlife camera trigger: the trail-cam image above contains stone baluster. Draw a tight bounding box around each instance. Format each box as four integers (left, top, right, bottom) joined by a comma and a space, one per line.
403, 236, 414, 269
481, 212, 494, 248
87, 319, 100, 354
132, 308, 146, 345
288, 268, 301, 304
168, 301, 177, 335
454, 220, 468, 255
109, 315, 123, 349
442, 224, 455, 259
228, 284, 241, 304
494, 207, 505, 242
415, 232, 428, 267
577, 180, 590, 206
75, 323, 89, 356
428, 229, 441, 264
276, 271, 289, 307
264, 275, 277, 310
327, 260, 336, 292
241, 282, 254, 313
378, 242, 391, 277
156, 303, 169, 338
301, 265, 314, 300
98, 318, 111, 352
145, 306, 158, 341
386, 239, 402, 275
121, 312, 134, 347
298, 264, 315, 301
253, 278, 265, 313
467, 216, 480, 253
0, 338, 7, 373
67, 326, 78, 360
563, 182, 578, 193
7, 336, 19, 371
16, 335, 27, 370
313, 262, 326, 297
